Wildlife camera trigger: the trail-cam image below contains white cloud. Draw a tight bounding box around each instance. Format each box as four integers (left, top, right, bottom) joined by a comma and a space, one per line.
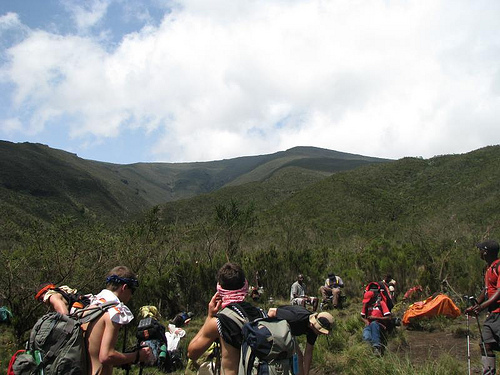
0, 117, 23, 133
2, 0, 500, 162
0, 12, 21, 30
61, 0, 111, 32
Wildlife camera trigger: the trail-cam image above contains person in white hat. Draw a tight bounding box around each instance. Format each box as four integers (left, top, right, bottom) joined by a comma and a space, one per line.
268, 305, 333, 375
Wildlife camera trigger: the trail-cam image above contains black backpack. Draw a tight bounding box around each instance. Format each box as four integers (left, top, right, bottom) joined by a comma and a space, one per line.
52, 288, 92, 311
12, 301, 117, 375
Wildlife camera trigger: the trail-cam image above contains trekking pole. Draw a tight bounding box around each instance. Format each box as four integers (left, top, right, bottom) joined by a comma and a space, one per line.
466, 313, 471, 375
475, 315, 488, 357
123, 326, 130, 375
468, 296, 488, 357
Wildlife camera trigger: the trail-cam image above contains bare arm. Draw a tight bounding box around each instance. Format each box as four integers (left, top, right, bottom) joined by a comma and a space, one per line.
187, 316, 220, 360
303, 342, 314, 375
46, 293, 69, 315
267, 308, 277, 318
472, 288, 500, 314
188, 293, 222, 361
465, 289, 486, 315
99, 315, 150, 366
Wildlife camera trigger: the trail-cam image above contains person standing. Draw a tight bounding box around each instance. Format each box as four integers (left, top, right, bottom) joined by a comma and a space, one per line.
465, 240, 500, 375
85, 266, 152, 375
187, 262, 264, 375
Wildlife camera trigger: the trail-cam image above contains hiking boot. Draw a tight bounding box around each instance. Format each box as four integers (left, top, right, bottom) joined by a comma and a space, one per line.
373, 346, 382, 357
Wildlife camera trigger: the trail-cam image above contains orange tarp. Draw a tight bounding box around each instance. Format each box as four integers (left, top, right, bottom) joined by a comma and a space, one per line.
402, 294, 461, 325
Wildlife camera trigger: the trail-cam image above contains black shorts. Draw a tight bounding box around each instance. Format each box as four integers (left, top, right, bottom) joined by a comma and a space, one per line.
483, 313, 500, 346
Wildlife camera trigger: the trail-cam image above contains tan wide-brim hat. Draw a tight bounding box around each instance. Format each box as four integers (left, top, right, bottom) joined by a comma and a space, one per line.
309, 311, 334, 334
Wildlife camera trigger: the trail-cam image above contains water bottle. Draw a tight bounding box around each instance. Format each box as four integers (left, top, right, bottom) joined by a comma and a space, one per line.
292, 353, 299, 375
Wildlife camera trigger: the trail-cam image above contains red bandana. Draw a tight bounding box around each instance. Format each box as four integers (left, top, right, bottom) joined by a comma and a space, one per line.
217, 280, 249, 308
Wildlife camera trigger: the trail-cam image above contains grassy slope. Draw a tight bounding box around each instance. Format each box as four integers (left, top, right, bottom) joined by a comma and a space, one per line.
156, 145, 500, 247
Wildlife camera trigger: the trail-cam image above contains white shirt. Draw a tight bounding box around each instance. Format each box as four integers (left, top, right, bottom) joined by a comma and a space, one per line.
90, 289, 134, 325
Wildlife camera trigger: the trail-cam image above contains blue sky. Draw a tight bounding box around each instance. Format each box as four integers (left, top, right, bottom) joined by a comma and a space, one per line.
1, 0, 500, 164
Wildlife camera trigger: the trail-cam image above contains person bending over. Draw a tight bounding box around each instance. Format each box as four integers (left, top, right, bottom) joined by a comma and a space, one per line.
268, 305, 333, 375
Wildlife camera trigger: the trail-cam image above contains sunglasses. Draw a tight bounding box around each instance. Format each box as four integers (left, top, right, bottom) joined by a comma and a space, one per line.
127, 285, 136, 294
106, 275, 139, 292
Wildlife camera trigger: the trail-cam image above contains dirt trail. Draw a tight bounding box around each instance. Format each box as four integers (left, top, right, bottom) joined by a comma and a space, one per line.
391, 317, 483, 373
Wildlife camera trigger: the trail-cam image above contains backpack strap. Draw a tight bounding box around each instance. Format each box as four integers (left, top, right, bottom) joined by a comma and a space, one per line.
491, 259, 500, 278
74, 301, 119, 325
241, 339, 256, 375
217, 304, 249, 329
46, 316, 77, 362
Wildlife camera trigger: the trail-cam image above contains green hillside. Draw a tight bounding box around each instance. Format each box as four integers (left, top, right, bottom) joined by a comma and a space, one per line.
158, 145, 500, 238
0, 141, 388, 224
2, 144, 498, 375
270, 146, 500, 240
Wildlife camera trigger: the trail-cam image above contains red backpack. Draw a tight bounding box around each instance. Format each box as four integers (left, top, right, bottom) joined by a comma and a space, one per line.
365, 281, 394, 311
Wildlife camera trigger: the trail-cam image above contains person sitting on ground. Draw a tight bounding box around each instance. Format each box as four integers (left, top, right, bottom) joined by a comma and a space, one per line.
187, 262, 265, 375
267, 306, 333, 375
319, 272, 344, 308
85, 266, 152, 375
361, 289, 392, 356
35, 283, 91, 315
291, 274, 319, 312
465, 240, 500, 375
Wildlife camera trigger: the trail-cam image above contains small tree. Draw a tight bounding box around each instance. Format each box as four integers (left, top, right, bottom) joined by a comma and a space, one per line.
215, 199, 256, 261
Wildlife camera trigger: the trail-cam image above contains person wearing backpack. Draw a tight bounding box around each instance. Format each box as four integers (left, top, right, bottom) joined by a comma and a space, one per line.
465, 240, 500, 375
187, 262, 264, 375
85, 266, 152, 375
35, 283, 91, 315
267, 306, 333, 375
361, 289, 392, 356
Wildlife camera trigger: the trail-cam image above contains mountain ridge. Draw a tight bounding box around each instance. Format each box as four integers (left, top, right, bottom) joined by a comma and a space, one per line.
0, 140, 390, 224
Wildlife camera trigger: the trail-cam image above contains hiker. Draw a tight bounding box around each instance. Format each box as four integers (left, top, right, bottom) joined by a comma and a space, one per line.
267, 306, 333, 375
35, 283, 91, 315
187, 262, 265, 375
85, 266, 152, 375
465, 240, 500, 375
319, 272, 344, 308
291, 274, 319, 312
361, 289, 392, 356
